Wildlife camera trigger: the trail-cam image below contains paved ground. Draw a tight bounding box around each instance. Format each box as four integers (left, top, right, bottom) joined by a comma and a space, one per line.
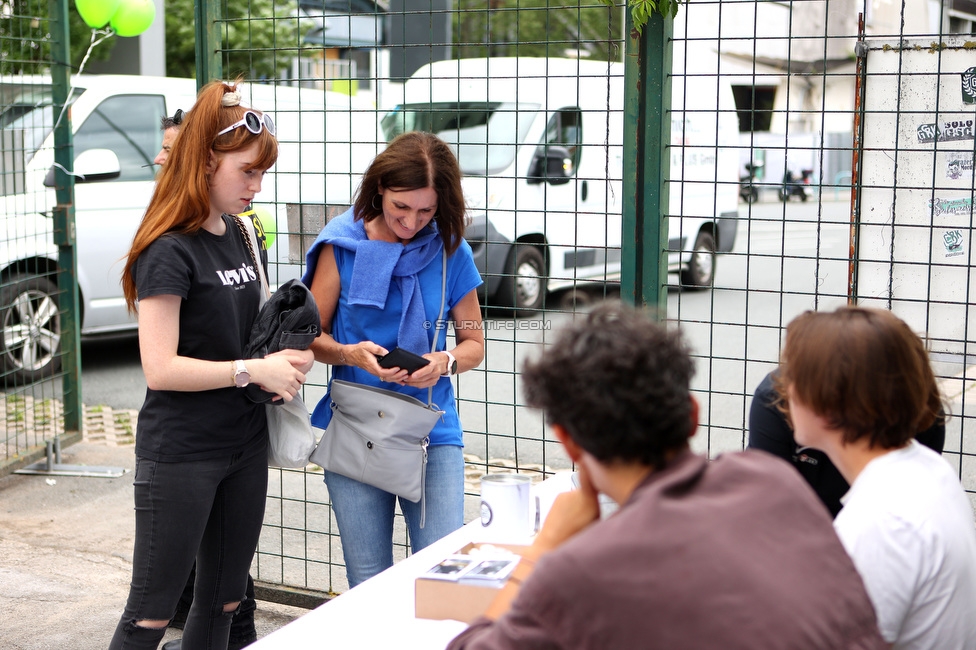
0, 406, 546, 650
0, 437, 308, 650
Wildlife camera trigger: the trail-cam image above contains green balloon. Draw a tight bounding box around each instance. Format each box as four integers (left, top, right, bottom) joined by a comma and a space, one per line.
75, 0, 122, 29
109, 0, 155, 37
251, 206, 277, 248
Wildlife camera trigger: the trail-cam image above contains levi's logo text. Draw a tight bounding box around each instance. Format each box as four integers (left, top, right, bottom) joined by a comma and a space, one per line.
216, 263, 257, 286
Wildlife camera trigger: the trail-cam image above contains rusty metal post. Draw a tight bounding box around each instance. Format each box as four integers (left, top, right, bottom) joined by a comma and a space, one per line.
849, 13, 867, 305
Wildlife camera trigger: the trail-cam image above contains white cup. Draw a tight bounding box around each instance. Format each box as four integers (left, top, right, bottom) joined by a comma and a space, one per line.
479, 474, 533, 542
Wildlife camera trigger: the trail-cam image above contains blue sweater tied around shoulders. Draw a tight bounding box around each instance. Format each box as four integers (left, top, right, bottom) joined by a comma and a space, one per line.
301, 207, 443, 355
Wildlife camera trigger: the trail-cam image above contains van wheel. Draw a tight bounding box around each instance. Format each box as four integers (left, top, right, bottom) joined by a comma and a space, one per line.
0, 274, 62, 384
497, 245, 546, 314
680, 231, 716, 289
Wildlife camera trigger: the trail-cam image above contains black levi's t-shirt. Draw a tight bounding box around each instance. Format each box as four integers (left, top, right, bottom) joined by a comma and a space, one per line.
133, 214, 266, 462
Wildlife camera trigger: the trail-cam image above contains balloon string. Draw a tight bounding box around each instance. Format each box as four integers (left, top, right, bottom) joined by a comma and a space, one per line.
53, 27, 115, 131
49, 162, 87, 179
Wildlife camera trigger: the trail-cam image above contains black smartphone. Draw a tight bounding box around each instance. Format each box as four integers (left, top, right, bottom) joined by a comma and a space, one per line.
377, 347, 430, 374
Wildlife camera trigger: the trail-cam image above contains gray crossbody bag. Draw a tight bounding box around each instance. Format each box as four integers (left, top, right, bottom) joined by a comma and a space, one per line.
309, 250, 448, 527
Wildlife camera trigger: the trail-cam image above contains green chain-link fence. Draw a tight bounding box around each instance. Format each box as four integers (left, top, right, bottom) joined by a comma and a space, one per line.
0, 0, 83, 474
3, 0, 974, 605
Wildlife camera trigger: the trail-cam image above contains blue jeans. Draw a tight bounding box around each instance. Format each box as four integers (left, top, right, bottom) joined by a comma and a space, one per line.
325, 444, 465, 588
109, 441, 267, 650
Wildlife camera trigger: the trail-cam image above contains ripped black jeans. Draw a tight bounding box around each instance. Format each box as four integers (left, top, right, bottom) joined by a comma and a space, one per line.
109, 441, 267, 650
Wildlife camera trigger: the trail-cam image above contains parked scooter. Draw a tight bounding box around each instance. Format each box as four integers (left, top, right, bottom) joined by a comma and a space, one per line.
739, 161, 763, 203
779, 168, 813, 202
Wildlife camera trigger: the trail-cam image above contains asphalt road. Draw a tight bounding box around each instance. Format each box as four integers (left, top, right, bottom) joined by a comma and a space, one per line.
80, 196, 975, 481
80, 333, 145, 410
74, 196, 855, 466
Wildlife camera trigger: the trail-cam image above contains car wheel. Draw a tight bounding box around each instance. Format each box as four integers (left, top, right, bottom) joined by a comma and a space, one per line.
778, 187, 789, 202
747, 186, 759, 203
679, 231, 716, 289
556, 287, 594, 311
0, 273, 62, 383
497, 244, 546, 315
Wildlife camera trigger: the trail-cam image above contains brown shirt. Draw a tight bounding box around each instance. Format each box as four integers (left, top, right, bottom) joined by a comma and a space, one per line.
448, 450, 886, 650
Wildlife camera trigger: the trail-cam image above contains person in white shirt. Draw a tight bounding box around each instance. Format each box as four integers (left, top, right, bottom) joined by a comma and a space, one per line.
776, 305, 976, 650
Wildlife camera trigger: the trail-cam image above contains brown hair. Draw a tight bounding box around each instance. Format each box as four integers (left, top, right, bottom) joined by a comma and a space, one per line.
353, 131, 466, 254
123, 78, 278, 311
776, 306, 943, 450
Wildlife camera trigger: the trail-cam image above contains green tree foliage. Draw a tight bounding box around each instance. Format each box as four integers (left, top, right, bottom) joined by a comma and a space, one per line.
599, 0, 679, 35
0, 0, 306, 79
454, 0, 623, 62
164, 0, 306, 80
0, 0, 114, 75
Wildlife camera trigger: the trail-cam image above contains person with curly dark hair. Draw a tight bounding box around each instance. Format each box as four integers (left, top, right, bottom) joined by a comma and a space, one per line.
448, 301, 885, 650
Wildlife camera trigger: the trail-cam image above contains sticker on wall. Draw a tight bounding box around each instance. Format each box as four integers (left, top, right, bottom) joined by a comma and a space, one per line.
929, 197, 973, 216
942, 229, 966, 258
963, 67, 976, 104
946, 154, 974, 180
917, 119, 975, 143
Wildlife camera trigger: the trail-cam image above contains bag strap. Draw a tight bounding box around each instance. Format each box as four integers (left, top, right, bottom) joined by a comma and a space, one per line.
235, 214, 271, 307
425, 249, 448, 407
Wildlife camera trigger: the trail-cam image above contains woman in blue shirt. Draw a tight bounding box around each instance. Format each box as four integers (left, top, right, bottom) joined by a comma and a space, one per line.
304, 131, 484, 587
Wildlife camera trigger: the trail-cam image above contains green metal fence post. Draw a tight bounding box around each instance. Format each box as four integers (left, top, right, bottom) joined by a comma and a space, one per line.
195, 0, 223, 89
49, 0, 82, 433
621, 11, 672, 313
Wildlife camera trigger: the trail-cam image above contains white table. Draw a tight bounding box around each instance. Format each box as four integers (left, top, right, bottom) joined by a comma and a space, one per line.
250, 471, 575, 649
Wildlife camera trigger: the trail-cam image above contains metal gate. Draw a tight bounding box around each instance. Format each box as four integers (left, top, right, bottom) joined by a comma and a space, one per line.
0, 0, 83, 475
3, 0, 973, 603
195, 0, 976, 600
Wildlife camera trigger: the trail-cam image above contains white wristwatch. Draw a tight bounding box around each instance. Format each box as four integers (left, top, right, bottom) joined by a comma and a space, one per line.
233, 359, 251, 388
441, 350, 458, 377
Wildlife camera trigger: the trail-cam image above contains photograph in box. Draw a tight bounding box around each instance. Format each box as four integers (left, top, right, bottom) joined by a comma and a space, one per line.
415, 543, 528, 623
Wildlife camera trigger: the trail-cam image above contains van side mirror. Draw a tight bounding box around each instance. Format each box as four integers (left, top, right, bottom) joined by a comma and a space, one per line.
44, 148, 122, 187
527, 145, 573, 186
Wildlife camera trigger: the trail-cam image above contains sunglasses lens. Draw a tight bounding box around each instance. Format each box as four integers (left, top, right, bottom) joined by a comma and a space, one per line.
262, 114, 276, 136
244, 111, 261, 134
173, 109, 184, 125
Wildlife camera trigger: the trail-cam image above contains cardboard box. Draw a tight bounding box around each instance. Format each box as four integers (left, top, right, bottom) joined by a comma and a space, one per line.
415, 542, 529, 623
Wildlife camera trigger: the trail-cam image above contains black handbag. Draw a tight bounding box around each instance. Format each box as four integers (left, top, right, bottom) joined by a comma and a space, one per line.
235, 215, 317, 469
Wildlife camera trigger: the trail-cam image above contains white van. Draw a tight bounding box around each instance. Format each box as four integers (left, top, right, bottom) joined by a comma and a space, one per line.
0, 75, 379, 381
381, 57, 740, 311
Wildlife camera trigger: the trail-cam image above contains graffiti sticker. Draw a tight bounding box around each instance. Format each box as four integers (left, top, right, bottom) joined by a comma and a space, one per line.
929, 197, 973, 216
946, 154, 974, 180
943, 229, 966, 258
917, 119, 975, 143
964, 67, 976, 104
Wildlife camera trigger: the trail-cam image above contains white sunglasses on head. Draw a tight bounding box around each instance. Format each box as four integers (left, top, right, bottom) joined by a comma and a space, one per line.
216, 110, 276, 137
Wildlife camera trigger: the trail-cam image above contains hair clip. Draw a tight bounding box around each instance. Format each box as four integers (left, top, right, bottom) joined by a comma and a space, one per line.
221, 90, 242, 107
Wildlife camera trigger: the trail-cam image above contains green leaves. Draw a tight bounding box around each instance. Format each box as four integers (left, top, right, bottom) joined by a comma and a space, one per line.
599, 0, 681, 35
0, 1, 116, 75
163, 0, 311, 80
453, 0, 622, 62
